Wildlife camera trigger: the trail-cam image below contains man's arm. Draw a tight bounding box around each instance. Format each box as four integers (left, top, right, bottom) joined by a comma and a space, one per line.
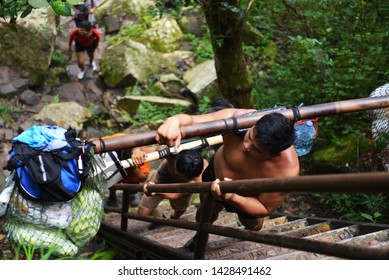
93, 29, 101, 43
68, 29, 77, 60
157, 108, 254, 148
131, 145, 165, 166
210, 178, 283, 217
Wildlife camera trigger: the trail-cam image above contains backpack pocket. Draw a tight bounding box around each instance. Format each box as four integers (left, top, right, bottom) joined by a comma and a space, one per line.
17, 151, 81, 202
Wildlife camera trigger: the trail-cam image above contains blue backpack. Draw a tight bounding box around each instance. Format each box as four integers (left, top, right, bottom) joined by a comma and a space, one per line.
7, 126, 94, 202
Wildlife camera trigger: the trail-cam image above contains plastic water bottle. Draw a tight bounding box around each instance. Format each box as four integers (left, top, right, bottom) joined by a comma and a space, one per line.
293, 120, 316, 156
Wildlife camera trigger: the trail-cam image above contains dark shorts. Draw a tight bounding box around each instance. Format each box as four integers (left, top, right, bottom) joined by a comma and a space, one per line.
202, 156, 253, 219
75, 39, 98, 53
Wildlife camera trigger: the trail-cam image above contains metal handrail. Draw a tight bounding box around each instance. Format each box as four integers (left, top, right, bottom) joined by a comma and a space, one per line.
111, 171, 389, 193
107, 171, 389, 259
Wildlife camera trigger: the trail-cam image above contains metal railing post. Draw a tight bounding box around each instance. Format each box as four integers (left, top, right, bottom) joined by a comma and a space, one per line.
121, 189, 130, 230
193, 192, 215, 259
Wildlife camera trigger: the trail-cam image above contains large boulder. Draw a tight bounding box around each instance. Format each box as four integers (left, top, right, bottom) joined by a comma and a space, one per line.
183, 60, 220, 101
178, 6, 207, 37
138, 14, 184, 53
117, 95, 192, 115
33, 102, 92, 131
0, 8, 57, 86
100, 39, 190, 88
94, 0, 155, 22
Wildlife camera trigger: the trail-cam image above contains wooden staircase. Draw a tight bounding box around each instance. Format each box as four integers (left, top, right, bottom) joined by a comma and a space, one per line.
101, 202, 389, 260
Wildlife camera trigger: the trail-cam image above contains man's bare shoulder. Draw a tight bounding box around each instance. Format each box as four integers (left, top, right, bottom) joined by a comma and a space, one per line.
271, 148, 300, 177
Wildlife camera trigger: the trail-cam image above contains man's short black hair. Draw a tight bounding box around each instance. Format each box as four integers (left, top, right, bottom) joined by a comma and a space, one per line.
174, 149, 203, 179
254, 112, 295, 154
79, 20, 92, 31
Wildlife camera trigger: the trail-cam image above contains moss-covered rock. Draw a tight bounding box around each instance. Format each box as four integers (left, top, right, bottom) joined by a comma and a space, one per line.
138, 14, 184, 53
312, 134, 375, 173
94, 0, 155, 21
0, 8, 57, 86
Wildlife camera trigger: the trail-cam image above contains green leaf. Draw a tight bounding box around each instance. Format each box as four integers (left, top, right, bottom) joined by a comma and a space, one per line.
361, 212, 373, 221
28, 0, 49, 8
373, 212, 382, 218
51, 0, 72, 16
66, 0, 84, 5
21, 6, 33, 18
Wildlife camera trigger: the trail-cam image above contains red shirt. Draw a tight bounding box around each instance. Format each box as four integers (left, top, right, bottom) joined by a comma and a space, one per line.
122, 162, 151, 184
69, 27, 100, 47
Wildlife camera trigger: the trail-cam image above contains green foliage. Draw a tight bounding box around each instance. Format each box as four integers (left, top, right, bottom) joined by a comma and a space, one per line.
51, 51, 67, 67
20, 243, 36, 260
198, 95, 212, 114
50, 95, 60, 104
313, 193, 389, 223
0, 0, 80, 24
86, 248, 118, 260
183, 32, 214, 64
9, 238, 116, 260
105, 12, 156, 46
128, 101, 186, 126
154, 0, 191, 19
246, 0, 389, 144
139, 101, 186, 121
125, 83, 143, 96
0, 103, 15, 122
119, 23, 147, 39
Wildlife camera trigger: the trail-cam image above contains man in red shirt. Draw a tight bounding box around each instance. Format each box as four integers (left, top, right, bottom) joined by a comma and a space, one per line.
68, 20, 100, 79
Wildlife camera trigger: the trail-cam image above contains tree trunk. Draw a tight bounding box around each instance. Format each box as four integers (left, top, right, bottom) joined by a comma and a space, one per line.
203, 0, 254, 108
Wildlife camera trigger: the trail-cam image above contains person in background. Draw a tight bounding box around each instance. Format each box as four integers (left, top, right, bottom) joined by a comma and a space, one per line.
131, 148, 208, 230
68, 4, 89, 28
68, 20, 100, 80
155, 109, 299, 249
105, 147, 150, 208
100, 132, 151, 208
84, 0, 97, 27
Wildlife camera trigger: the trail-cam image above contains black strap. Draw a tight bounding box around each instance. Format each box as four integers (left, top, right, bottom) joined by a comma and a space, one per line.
99, 137, 107, 153
158, 148, 171, 158
7, 143, 39, 170
222, 119, 229, 131
232, 117, 238, 131
291, 107, 301, 123
106, 151, 126, 180
201, 138, 210, 148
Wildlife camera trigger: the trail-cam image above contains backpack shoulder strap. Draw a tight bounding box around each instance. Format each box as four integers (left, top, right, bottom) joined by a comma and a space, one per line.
7, 143, 39, 171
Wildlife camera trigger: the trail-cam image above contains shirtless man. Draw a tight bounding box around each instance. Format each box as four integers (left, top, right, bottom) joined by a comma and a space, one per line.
132, 148, 208, 227
156, 109, 300, 231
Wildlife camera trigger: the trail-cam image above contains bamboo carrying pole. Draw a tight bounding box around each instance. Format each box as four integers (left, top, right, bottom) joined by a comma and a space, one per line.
92, 135, 223, 188
91, 96, 389, 154
121, 134, 222, 168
